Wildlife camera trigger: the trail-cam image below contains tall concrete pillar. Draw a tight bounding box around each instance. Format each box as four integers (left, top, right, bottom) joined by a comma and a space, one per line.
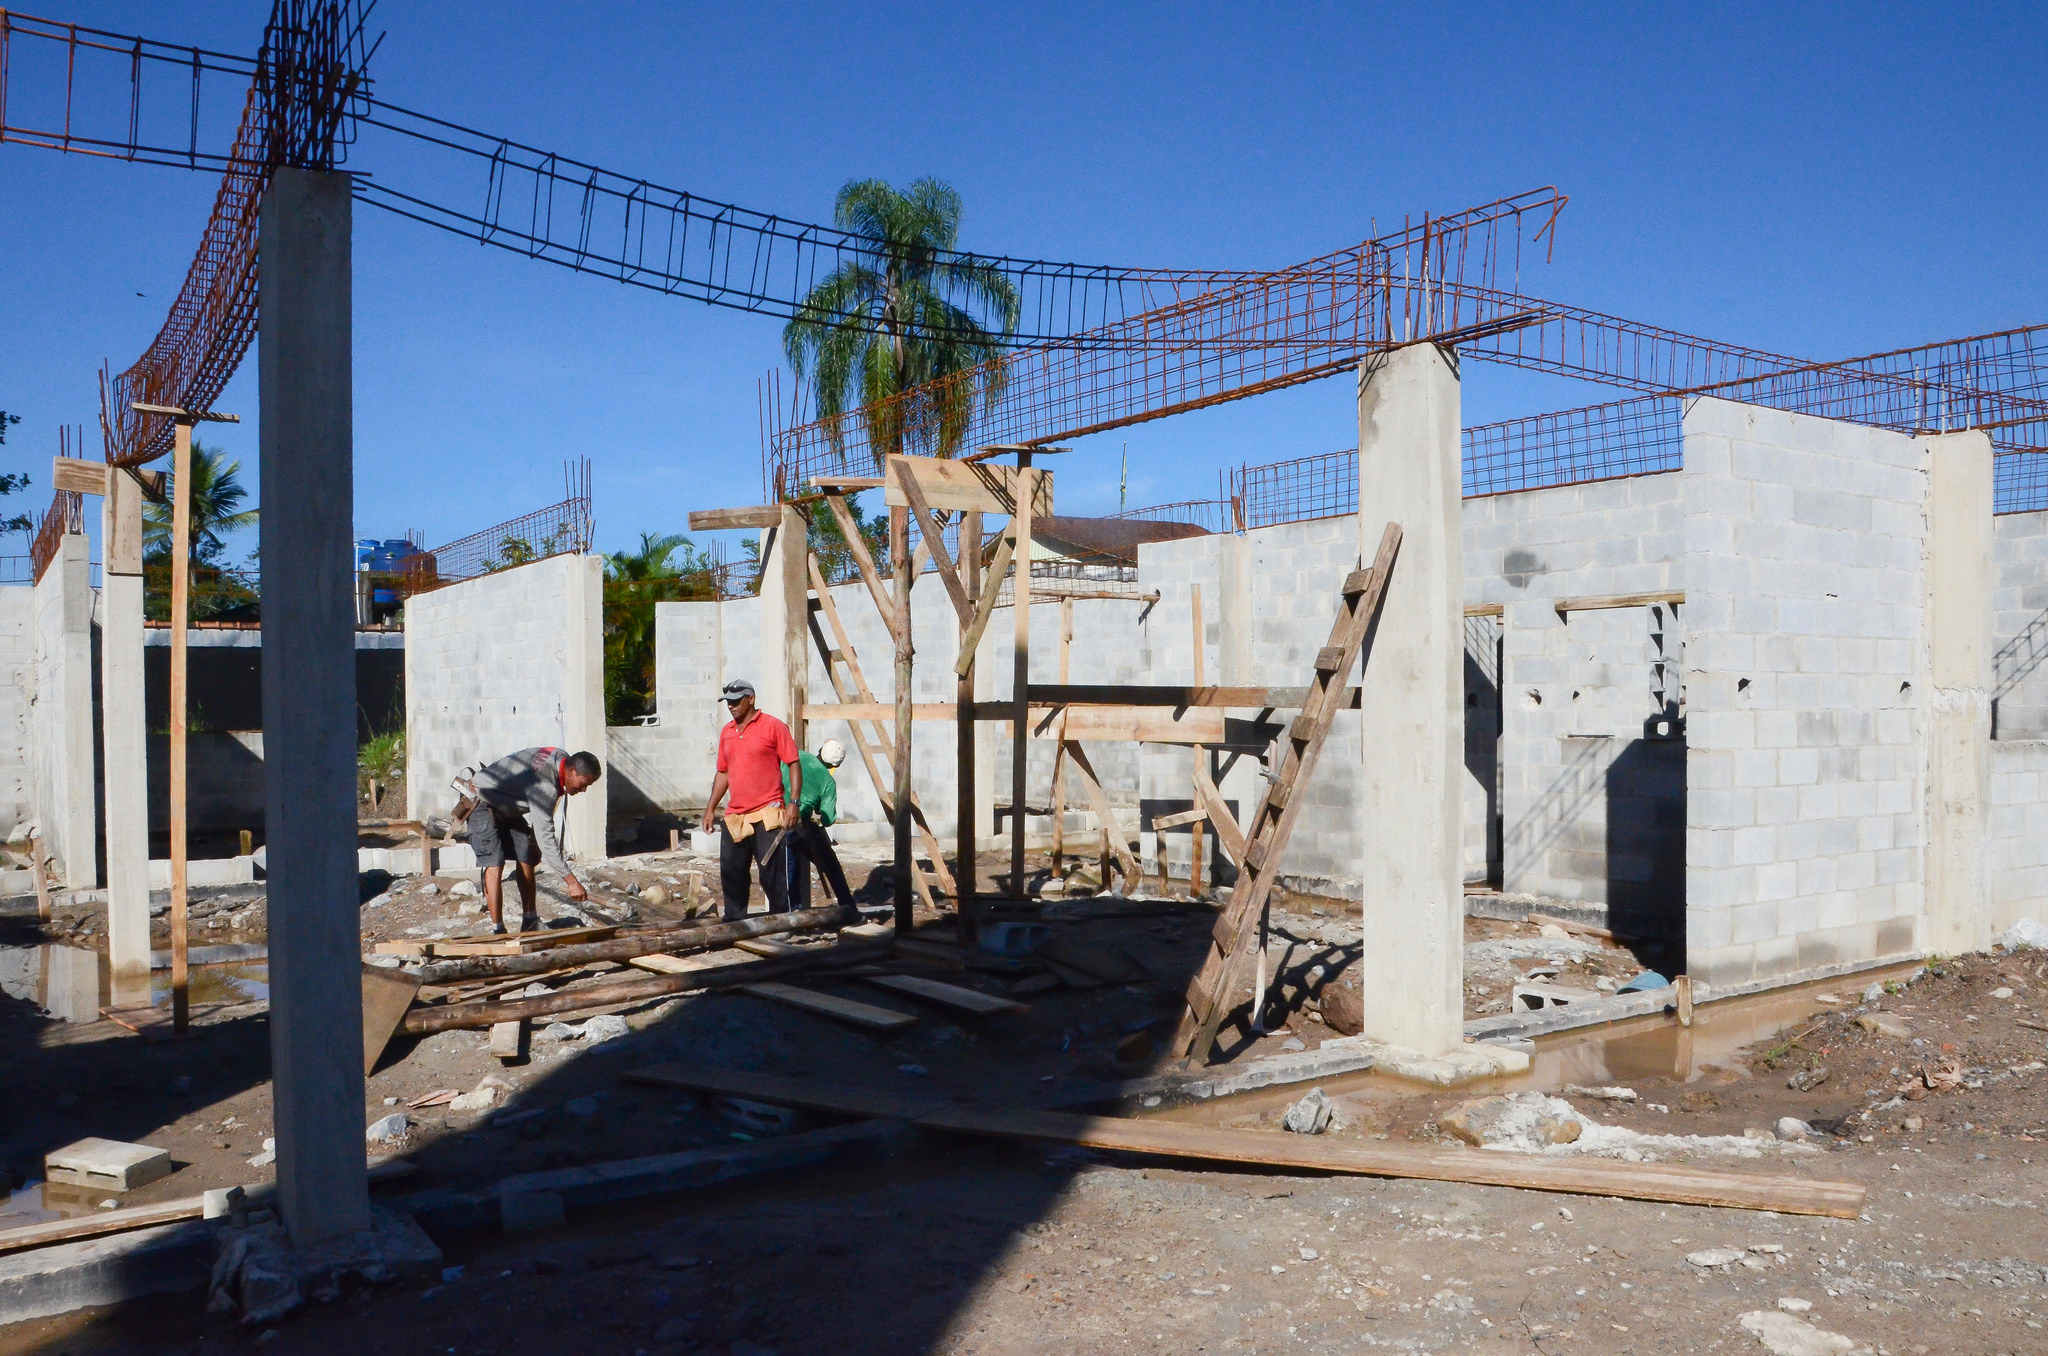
561, 554, 608, 862
753, 508, 808, 738
260, 166, 370, 1245
101, 472, 151, 1004
1922, 430, 1994, 954
31, 532, 97, 889
1351, 344, 1464, 1054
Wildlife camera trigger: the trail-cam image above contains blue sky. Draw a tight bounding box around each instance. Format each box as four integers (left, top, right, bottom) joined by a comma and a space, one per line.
2, 2, 2043, 567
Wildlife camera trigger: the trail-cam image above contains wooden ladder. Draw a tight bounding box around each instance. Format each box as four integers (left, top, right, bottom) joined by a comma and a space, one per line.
1171, 521, 1402, 1064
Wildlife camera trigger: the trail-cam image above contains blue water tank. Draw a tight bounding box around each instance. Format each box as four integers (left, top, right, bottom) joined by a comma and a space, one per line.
356, 538, 379, 567
365, 540, 420, 606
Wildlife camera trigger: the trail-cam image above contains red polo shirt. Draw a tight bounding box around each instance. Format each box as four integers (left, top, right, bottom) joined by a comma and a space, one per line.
717, 709, 799, 815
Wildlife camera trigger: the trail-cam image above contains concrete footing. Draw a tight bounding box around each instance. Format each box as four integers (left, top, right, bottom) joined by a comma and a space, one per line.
0, 1221, 216, 1325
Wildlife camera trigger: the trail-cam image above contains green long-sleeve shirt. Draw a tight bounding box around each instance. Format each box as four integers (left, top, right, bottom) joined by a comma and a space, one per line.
781, 751, 837, 826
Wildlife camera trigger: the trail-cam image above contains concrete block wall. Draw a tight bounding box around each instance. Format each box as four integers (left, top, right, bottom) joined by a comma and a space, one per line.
1992, 509, 2048, 740
651, 599, 737, 807
405, 554, 607, 862
1683, 398, 1927, 988
0, 584, 33, 839
31, 534, 96, 886
1988, 739, 2048, 936
148, 732, 266, 833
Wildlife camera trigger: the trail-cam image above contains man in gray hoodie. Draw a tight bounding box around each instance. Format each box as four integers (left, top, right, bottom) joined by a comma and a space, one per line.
466, 746, 602, 934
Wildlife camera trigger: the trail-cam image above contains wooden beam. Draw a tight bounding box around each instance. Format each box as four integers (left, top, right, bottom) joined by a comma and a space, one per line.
168, 420, 192, 1032
1464, 602, 1504, 618
1153, 807, 1208, 831
811, 475, 884, 491
956, 506, 982, 942
687, 505, 783, 531
865, 973, 1029, 1017
890, 458, 973, 625
625, 1065, 1869, 1219
820, 488, 897, 640
50, 456, 109, 496
952, 530, 1014, 676
881, 454, 1053, 517
740, 981, 919, 1031
1011, 471, 1035, 892
1050, 597, 1072, 882
781, 505, 809, 747
1192, 759, 1247, 865
1035, 704, 1226, 744
1058, 740, 1139, 885
1554, 590, 1684, 617
1189, 581, 1208, 897
0, 1195, 207, 1256
1026, 683, 1361, 710
891, 504, 915, 932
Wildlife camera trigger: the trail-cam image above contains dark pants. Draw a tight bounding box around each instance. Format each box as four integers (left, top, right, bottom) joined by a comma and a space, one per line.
720, 821, 790, 921
784, 821, 853, 910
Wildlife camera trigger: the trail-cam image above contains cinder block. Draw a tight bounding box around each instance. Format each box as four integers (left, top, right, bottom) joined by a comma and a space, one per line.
46, 1138, 172, 1192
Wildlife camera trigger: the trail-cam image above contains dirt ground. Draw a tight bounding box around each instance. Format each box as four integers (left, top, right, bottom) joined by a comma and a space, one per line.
4, 852, 2048, 1355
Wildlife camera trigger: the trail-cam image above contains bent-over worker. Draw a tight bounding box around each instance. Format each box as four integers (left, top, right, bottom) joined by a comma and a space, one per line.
467, 747, 602, 934
782, 737, 853, 909
701, 678, 800, 920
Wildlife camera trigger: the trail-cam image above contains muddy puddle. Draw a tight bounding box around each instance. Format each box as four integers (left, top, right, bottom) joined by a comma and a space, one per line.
1148, 960, 1927, 1132
0, 943, 268, 1023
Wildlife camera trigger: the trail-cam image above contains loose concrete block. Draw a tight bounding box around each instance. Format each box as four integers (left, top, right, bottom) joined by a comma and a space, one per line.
45, 1138, 172, 1192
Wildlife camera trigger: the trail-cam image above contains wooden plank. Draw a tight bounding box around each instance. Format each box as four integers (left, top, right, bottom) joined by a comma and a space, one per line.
1464, 602, 1504, 618
1025, 683, 1361, 710
0, 1196, 204, 1256
1554, 590, 1684, 617
626, 1065, 1867, 1219
426, 924, 620, 957
864, 973, 1029, 1016
489, 1019, 525, 1062
891, 503, 916, 931
956, 505, 981, 941
805, 702, 959, 723
881, 455, 1053, 517
811, 475, 885, 491
1153, 807, 1208, 831
820, 489, 897, 640
738, 982, 920, 1031
952, 531, 1013, 676
1011, 471, 1034, 898
889, 458, 973, 625
687, 505, 782, 531
1057, 740, 1140, 885
1034, 705, 1226, 744
168, 420, 193, 1033
362, 962, 424, 1073
372, 940, 429, 957
50, 456, 109, 496
1189, 582, 1207, 897
735, 936, 806, 958
628, 950, 752, 975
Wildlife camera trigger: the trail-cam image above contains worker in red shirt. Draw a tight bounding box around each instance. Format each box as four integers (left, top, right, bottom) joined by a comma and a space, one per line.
701, 678, 802, 920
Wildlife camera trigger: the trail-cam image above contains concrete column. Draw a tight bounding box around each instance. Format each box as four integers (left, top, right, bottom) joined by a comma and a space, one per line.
562, 554, 607, 862
100, 472, 151, 1004
1922, 430, 1994, 955
753, 513, 807, 731
259, 166, 370, 1245
1216, 533, 1254, 686
31, 532, 97, 889
1351, 344, 1464, 1054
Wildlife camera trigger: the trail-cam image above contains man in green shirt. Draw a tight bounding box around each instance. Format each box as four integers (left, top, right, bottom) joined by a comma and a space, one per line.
783, 739, 852, 909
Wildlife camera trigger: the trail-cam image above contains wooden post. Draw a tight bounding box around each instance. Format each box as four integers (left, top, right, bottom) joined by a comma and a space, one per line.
1010, 467, 1035, 896
418, 824, 433, 879
890, 504, 913, 933
30, 835, 48, 922
1050, 596, 1071, 884
956, 508, 981, 942
780, 503, 810, 750
169, 417, 193, 1033
1189, 583, 1206, 900
1675, 973, 1694, 1028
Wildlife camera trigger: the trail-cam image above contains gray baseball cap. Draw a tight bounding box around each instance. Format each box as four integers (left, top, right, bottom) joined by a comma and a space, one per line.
720, 679, 756, 703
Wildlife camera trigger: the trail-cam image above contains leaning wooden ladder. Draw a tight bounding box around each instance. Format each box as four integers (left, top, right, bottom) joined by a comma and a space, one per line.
1172, 521, 1403, 1064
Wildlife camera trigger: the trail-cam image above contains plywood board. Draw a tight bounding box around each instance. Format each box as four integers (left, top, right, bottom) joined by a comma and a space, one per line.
50, 456, 109, 496
882, 455, 1053, 517
362, 962, 423, 1073
737, 982, 920, 1031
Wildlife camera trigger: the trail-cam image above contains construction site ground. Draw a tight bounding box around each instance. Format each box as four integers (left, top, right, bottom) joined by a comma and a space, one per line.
3, 847, 2047, 1354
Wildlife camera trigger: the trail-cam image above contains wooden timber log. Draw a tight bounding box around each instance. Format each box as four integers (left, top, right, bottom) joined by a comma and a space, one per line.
409, 905, 858, 985
398, 936, 892, 1034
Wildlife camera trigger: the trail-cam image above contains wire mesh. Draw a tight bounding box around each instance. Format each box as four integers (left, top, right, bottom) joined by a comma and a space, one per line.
1108, 499, 1236, 533
29, 489, 83, 582
1463, 397, 1684, 498
403, 461, 593, 595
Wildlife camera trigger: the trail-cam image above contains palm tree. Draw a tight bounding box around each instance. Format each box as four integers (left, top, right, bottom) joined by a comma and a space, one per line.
144, 440, 258, 565
783, 178, 1021, 469
603, 533, 715, 724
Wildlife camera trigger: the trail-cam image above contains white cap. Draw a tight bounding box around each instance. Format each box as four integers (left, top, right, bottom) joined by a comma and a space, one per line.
817, 738, 847, 768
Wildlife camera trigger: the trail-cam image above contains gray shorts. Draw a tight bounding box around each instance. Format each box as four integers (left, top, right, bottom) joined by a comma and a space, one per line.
468, 806, 538, 871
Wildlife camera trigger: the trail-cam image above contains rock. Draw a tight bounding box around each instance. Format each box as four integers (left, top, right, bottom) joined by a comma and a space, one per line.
365, 954, 403, 969
419, 883, 441, 897
364, 892, 392, 909
1538, 923, 1569, 939
449, 1075, 510, 1113
1861, 981, 1885, 1002
539, 1021, 576, 1041
520, 982, 552, 998
1687, 1247, 1748, 1268
1775, 1117, 1814, 1141
1776, 1297, 1813, 1313
1991, 986, 2015, 999
1854, 1013, 1912, 1039
1901, 1115, 1923, 1133
450, 880, 479, 898
1320, 985, 1363, 1036
1281, 1088, 1338, 1135
581, 1014, 630, 1043
1564, 1084, 1637, 1101
1737, 1309, 1860, 1355
365, 1114, 410, 1144
1279, 1036, 1306, 1053
1786, 1066, 1829, 1092
1440, 1093, 1584, 1151
2000, 917, 2048, 950
641, 883, 668, 907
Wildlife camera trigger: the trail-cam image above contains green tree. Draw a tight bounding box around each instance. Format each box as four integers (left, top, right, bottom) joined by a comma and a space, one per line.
0, 410, 32, 535
144, 440, 258, 566
603, 532, 717, 724
783, 178, 1021, 470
